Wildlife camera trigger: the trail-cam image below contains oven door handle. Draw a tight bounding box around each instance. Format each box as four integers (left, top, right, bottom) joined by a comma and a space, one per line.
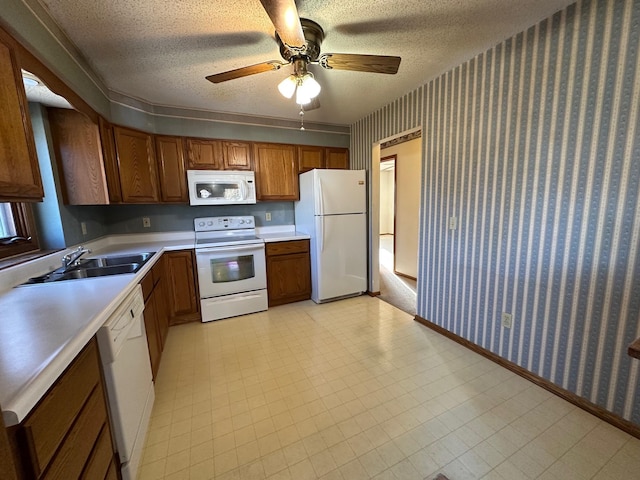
196, 244, 264, 254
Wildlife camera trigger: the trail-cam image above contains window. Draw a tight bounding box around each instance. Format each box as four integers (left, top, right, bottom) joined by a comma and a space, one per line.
0, 202, 39, 260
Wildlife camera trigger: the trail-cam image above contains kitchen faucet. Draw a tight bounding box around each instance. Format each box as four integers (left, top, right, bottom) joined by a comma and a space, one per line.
62, 246, 91, 268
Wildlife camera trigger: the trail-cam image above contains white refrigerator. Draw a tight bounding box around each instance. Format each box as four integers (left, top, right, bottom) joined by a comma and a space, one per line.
295, 169, 367, 303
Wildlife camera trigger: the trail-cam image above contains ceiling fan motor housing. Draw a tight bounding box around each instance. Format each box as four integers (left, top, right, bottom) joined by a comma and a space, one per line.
277, 18, 325, 62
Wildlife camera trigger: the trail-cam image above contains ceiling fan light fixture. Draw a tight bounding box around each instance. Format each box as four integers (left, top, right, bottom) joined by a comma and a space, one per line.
278, 74, 297, 98
298, 73, 321, 99
296, 88, 311, 105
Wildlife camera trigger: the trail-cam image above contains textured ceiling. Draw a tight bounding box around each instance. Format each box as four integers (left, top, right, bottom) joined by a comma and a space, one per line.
34, 0, 576, 126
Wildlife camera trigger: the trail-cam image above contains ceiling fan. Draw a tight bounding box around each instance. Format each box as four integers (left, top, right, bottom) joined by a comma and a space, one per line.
205, 0, 401, 111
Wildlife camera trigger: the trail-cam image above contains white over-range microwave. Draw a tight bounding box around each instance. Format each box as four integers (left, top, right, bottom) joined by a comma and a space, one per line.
187, 170, 257, 206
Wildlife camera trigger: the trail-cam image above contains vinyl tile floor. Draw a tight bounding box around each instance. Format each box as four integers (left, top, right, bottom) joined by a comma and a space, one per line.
139, 296, 640, 480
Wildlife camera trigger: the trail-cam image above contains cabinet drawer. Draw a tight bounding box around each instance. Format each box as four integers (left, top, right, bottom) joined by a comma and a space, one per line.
266, 239, 309, 256
42, 386, 107, 479
80, 424, 113, 480
23, 340, 100, 477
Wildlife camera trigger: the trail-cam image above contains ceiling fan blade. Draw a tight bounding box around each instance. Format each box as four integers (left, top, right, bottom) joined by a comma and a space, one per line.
259, 0, 306, 48
206, 61, 285, 83
303, 97, 320, 111
319, 54, 401, 74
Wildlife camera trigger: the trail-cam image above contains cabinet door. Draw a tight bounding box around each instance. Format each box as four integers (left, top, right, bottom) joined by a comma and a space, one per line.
253, 142, 299, 201
186, 138, 223, 170
155, 135, 188, 203
143, 293, 161, 380
297, 145, 324, 173
98, 118, 122, 203
113, 126, 159, 203
223, 141, 252, 170
0, 38, 43, 202
165, 250, 201, 325
47, 108, 109, 205
266, 241, 311, 307
152, 255, 169, 349
325, 147, 349, 169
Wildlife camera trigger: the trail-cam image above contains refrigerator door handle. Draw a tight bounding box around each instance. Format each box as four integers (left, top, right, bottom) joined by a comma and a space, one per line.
317, 178, 325, 216
319, 217, 324, 252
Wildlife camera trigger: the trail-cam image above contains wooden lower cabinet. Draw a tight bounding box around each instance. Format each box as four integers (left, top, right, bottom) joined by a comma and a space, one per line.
10, 339, 117, 480
266, 240, 312, 307
165, 250, 201, 325
141, 254, 169, 380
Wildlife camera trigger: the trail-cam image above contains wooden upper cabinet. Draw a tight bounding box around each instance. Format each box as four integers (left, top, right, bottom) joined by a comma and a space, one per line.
48, 108, 109, 205
297, 146, 349, 173
186, 138, 223, 170
253, 142, 299, 201
98, 117, 122, 203
155, 135, 188, 203
298, 145, 324, 173
186, 138, 252, 171
0, 37, 43, 202
113, 126, 159, 203
325, 147, 349, 169
223, 141, 252, 170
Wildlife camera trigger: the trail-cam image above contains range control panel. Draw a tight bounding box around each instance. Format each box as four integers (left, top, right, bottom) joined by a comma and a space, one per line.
194, 216, 255, 232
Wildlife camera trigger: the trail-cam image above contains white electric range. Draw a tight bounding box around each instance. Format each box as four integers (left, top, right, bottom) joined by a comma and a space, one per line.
194, 216, 267, 322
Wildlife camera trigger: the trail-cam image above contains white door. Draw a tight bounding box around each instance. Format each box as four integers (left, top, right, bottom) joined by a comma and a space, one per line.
313, 213, 367, 302
314, 170, 366, 215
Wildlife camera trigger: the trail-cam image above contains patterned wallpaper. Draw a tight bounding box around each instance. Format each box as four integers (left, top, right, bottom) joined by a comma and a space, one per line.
351, 0, 640, 424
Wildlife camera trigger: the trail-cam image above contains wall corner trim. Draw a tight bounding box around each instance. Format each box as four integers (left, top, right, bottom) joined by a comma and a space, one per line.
413, 315, 640, 440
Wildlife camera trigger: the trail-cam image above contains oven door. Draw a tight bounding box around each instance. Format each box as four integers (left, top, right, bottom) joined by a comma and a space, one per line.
195, 243, 266, 298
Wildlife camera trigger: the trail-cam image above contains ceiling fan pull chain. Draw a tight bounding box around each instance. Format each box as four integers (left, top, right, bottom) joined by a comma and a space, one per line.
299, 106, 305, 131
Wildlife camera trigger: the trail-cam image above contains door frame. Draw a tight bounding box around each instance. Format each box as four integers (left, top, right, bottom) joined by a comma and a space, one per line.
368, 126, 422, 295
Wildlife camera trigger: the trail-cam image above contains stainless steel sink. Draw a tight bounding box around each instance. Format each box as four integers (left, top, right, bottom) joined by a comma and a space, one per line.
21, 251, 155, 284
75, 252, 155, 269
58, 263, 141, 280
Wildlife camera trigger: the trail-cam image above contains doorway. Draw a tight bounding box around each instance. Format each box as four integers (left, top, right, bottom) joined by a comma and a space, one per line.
376, 137, 421, 315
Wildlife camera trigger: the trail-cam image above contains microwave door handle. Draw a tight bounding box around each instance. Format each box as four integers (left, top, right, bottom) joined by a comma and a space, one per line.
240, 181, 248, 200
196, 244, 263, 254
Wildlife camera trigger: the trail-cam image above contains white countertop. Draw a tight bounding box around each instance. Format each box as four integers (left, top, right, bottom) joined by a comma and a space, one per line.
0, 232, 195, 426
0, 227, 311, 426
256, 225, 310, 243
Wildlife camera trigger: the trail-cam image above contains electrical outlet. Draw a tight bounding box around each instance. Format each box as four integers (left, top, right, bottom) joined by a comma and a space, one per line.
81, 222, 87, 235
449, 216, 457, 230
142, 217, 151, 228
502, 312, 513, 329
265, 212, 272, 222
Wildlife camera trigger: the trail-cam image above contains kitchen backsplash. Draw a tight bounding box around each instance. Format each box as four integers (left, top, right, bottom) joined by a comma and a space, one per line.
60, 202, 295, 247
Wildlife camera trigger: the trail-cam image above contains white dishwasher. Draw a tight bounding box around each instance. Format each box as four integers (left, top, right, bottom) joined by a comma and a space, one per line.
97, 285, 155, 480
